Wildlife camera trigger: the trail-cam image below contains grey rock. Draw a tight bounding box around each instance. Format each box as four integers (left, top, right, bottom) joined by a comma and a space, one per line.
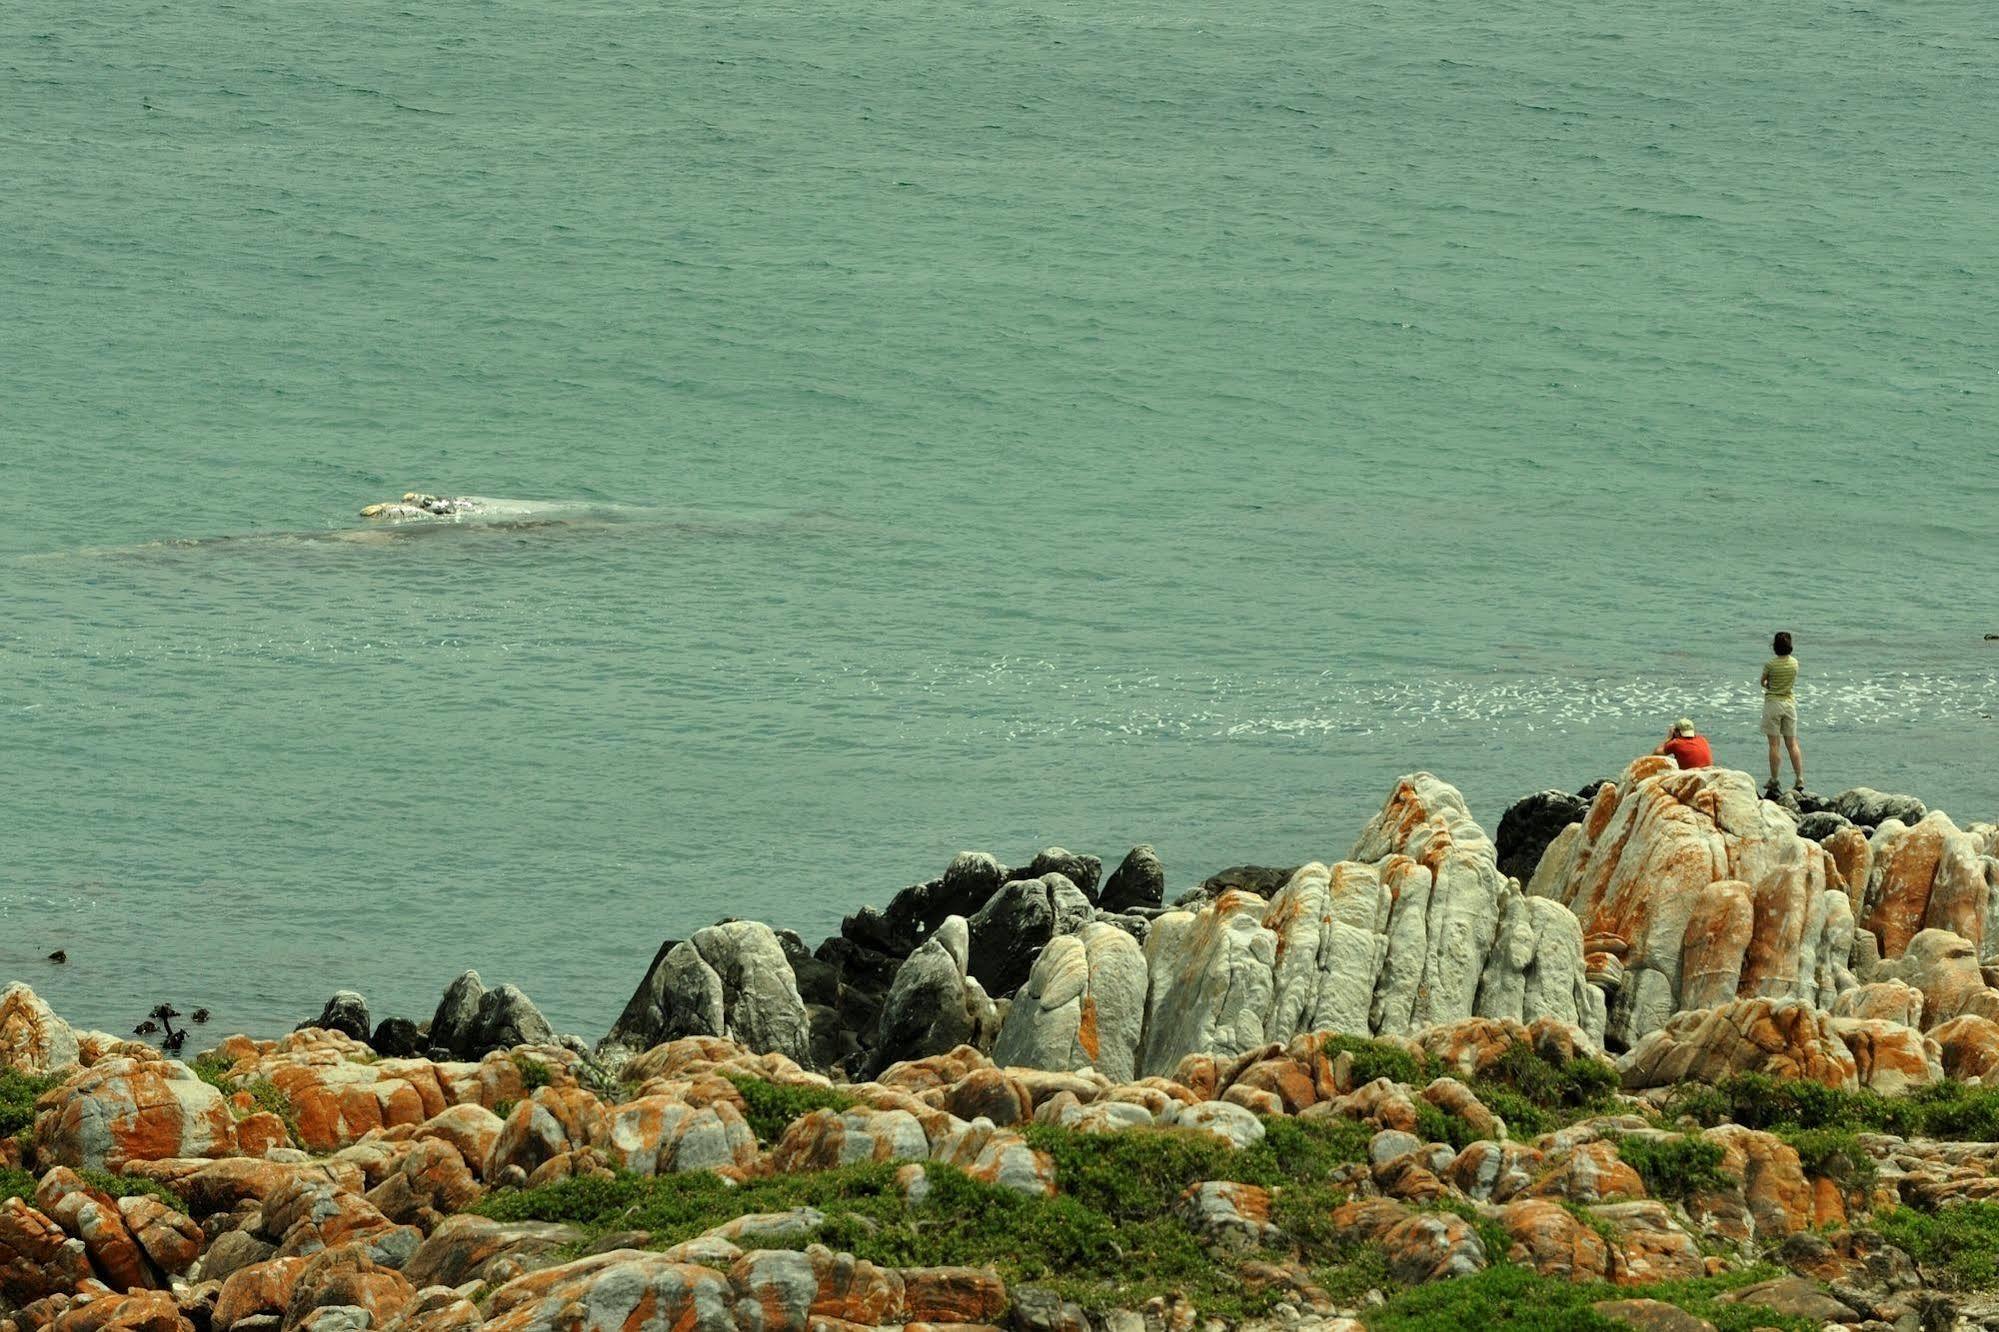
360, 1224, 422, 1271
600, 921, 812, 1066
1798, 811, 1855, 841
966, 873, 1094, 997
1475, 890, 1602, 1043
606, 940, 721, 1053
369, 1018, 422, 1059
1714, 1274, 1862, 1322
403, 1214, 589, 1288
806, 1004, 860, 1074
991, 921, 1148, 1081
1099, 845, 1166, 913
290, 1307, 371, 1332
1264, 863, 1388, 1042
467, 984, 555, 1055
1180, 865, 1298, 906
427, 971, 488, 1059
305, 990, 370, 1042
1139, 895, 1277, 1076
1010, 1286, 1090, 1332
867, 916, 998, 1076
866, 852, 1013, 956
690, 920, 813, 1063
1370, 1129, 1422, 1166
196, 1229, 276, 1282
1496, 790, 1589, 885
1778, 788, 1833, 817
1094, 911, 1153, 945
1022, 848, 1103, 902
1833, 788, 1927, 829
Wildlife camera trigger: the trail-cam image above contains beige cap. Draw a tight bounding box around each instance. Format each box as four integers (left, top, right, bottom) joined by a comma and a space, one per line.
1674, 718, 1696, 737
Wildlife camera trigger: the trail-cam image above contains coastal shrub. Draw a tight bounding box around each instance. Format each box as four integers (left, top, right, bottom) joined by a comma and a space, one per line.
721, 1075, 856, 1145
1658, 1072, 1999, 1143
1021, 1116, 1370, 1218
492, 1098, 518, 1121
1901, 1080, 1999, 1142
1412, 1101, 1477, 1151
1310, 1239, 1390, 1306
80, 1167, 186, 1208
1471, 1087, 1553, 1138
243, 1079, 302, 1146
511, 1053, 553, 1093
477, 1157, 1274, 1317
0, 1069, 60, 1139
1606, 1133, 1732, 1203
1, 1165, 34, 1205
1319, 1035, 1434, 1088
1259, 1113, 1373, 1178
1873, 1203, 1999, 1290
476, 1118, 1378, 1319
1773, 1126, 1875, 1191
190, 1053, 236, 1094
1473, 1043, 1620, 1114
1364, 1262, 1815, 1332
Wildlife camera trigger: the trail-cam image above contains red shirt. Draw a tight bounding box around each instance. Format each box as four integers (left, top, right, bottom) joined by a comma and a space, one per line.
1663, 734, 1712, 769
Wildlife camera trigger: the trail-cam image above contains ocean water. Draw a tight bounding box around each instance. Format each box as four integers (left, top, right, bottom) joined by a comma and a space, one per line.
4, 0, 1996, 1041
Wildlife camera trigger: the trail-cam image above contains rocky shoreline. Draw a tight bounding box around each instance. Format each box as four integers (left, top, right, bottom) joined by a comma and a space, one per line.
7, 758, 1999, 1332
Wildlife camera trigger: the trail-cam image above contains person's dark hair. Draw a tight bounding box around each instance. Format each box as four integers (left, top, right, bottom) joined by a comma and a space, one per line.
1773, 631, 1794, 656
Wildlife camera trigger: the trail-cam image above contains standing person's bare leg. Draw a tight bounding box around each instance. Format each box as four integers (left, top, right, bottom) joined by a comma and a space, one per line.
1768, 735, 1782, 790
1787, 736, 1805, 788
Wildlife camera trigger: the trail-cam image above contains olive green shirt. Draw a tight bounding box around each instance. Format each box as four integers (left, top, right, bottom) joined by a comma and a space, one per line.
1763, 655, 1798, 699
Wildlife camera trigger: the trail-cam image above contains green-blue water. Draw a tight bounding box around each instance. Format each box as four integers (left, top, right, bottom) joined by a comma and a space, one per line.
5, 0, 1996, 1040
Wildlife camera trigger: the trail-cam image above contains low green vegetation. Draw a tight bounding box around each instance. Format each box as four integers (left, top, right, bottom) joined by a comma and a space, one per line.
1, 1164, 34, 1204
79, 1168, 187, 1208
242, 1078, 303, 1147
191, 1052, 237, 1093
1320, 1035, 1622, 1140
1465, 1042, 1621, 1138
1772, 1126, 1875, 1191
1321, 1035, 1433, 1088
0, 1069, 60, 1140
1605, 1133, 1733, 1204
720, 1074, 857, 1145
1873, 1203, 1999, 1290
1362, 1263, 1816, 1332
512, 1053, 554, 1094
0, 1163, 180, 1209
1659, 1072, 1999, 1142
478, 1116, 1379, 1318
1412, 1101, 1473, 1151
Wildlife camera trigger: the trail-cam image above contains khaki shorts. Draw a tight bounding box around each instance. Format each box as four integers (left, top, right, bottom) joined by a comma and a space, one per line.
1762, 695, 1798, 739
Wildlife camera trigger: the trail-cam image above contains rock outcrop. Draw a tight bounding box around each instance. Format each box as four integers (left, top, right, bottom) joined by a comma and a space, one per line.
1, 983, 80, 1076
864, 919, 999, 1079
34, 1058, 237, 1172
1528, 759, 1855, 1049
991, 922, 1147, 1082
965, 874, 1094, 999
1858, 812, 1999, 962
424, 974, 555, 1062
601, 922, 812, 1066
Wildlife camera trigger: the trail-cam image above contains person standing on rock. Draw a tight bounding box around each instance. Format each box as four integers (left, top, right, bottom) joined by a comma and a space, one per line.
1654, 717, 1712, 769
1760, 631, 1804, 798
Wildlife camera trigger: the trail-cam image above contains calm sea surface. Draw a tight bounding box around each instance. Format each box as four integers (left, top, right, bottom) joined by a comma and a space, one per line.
4, 0, 1996, 1039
